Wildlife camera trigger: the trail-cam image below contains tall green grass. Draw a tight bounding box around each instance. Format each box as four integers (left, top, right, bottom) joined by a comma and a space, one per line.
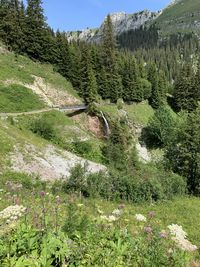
0, 84, 45, 112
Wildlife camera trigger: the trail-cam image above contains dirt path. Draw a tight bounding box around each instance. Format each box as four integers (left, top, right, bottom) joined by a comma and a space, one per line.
0, 105, 87, 117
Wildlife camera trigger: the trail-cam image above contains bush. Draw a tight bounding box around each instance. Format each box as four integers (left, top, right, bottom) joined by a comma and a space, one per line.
29, 117, 56, 141
64, 164, 186, 203
142, 105, 176, 148
0, 171, 46, 190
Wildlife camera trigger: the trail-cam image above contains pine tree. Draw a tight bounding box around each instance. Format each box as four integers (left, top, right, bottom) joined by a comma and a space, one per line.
68, 42, 82, 91
109, 70, 123, 103
98, 67, 109, 99
148, 63, 163, 109
25, 0, 47, 60
165, 107, 200, 194
55, 31, 72, 80
84, 64, 98, 105
122, 56, 141, 102
102, 14, 117, 72
173, 64, 195, 112
0, 0, 25, 52
101, 14, 122, 102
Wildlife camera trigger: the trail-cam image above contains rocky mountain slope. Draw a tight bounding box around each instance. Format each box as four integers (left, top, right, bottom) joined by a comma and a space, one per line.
66, 10, 161, 43
66, 0, 200, 43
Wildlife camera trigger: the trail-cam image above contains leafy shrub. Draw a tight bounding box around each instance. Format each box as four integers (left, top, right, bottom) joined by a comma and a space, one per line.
165, 107, 200, 194
71, 141, 93, 157
142, 105, 176, 148
67, 140, 105, 164
0, 171, 46, 190
64, 164, 186, 203
29, 117, 57, 141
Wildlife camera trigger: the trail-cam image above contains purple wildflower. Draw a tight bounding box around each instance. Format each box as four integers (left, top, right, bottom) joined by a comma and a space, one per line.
160, 232, 167, 238
144, 226, 153, 233
56, 196, 61, 204
118, 204, 126, 210
148, 211, 156, 218
40, 191, 46, 197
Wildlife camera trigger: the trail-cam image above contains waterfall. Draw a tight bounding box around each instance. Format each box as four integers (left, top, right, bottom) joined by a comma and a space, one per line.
100, 111, 110, 137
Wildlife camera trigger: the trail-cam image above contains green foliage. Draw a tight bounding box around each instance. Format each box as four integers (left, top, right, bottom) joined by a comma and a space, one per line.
142, 105, 176, 148
0, 171, 34, 189
165, 107, 200, 194
103, 118, 135, 171
0, 84, 45, 112
62, 202, 92, 239
0, 170, 197, 266
0, 202, 193, 267
155, 0, 200, 35
64, 163, 186, 203
83, 64, 98, 105
24, 0, 48, 60
148, 64, 167, 109
29, 117, 57, 141
1, 225, 69, 266
172, 64, 199, 112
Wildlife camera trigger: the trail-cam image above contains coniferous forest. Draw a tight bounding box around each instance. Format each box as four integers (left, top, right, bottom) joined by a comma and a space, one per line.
0, 0, 200, 266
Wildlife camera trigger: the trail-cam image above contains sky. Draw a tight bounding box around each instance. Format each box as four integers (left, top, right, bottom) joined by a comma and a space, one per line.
42, 0, 170, 31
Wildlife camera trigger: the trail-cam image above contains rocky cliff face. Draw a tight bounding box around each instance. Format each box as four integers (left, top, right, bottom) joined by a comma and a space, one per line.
66, 10, 161, 43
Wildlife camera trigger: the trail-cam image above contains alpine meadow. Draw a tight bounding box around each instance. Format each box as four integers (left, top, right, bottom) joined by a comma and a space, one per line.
0, 0, 200, 266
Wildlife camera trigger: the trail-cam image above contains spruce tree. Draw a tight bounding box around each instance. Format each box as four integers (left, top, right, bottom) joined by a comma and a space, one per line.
84, 64, 98, 105
98, 67, 109, 99
102, 14, 117, 72
25, 0, 47, 60
101, 14, 122, 102
173, 64, 195, 112
55, 31, 72, 80
165, 107, 200, 194
148, 63, 163, 109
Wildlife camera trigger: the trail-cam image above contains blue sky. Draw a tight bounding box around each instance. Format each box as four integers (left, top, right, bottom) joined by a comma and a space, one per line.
42, 0, 170, 31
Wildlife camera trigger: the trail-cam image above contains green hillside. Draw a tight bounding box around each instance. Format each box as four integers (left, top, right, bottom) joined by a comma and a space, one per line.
155, 0, 200, 35
0, 48, 80, 111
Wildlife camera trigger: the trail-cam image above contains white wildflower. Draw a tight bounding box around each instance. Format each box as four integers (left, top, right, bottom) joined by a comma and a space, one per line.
107, 215, 117, 222
168, 224, 198, 252
0, 205, 26, 222
112, 209, 122, 216
100, 215, 118, 223
100, 215, 108, 221
135, 214, 147, 222
97, 209, 104, 215
168, 224, 187, 239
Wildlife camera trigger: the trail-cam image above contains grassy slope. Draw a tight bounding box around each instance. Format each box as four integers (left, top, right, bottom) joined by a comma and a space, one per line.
0, 84, 45, 112
0, 174, 199, 254
0, 118, 46, 169
101, 101, 154, 127
0, 51, 79, 99
89, 197, 200, 248
155, 0, 200, 35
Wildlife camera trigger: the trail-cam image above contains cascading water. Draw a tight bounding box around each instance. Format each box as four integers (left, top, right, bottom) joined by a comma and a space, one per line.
100, 111, 110, 137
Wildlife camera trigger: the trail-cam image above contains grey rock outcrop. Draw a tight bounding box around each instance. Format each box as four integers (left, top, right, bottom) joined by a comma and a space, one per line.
66, 10, 161, 43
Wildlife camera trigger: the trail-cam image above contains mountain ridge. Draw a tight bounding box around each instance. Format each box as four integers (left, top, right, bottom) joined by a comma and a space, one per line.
66, 9, 161, 43
66, 0, 200, 42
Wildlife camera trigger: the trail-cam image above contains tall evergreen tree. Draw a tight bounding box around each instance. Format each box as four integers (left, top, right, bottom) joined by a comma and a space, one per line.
54, 31, 72, 80
148, 63, 164, 109
122, 56, 141, 102
84, 64, 98, 105
165, 107, 200, 194
25, 0, 47, 60
173, 64, 195, 112
101, 15, 122, 102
